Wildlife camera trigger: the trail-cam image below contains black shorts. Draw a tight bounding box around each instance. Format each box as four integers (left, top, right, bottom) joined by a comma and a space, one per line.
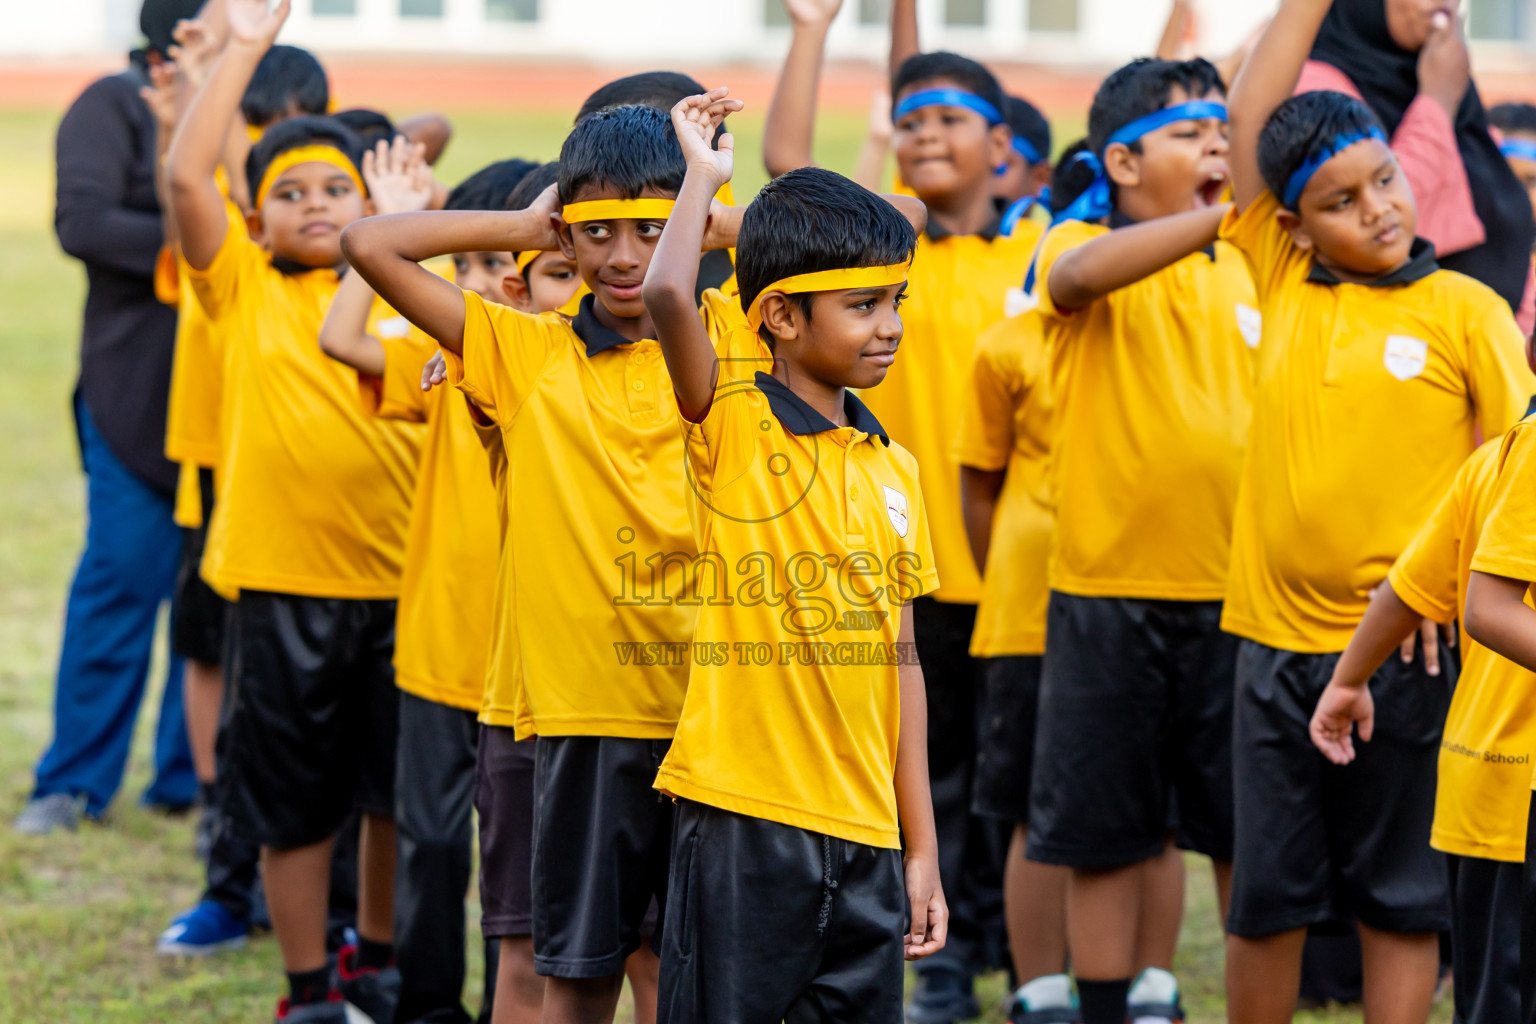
972, 655, 1043, 825
476, 723, 536, 940
1522, 793, 1536, 1024
1027, 593, 1236, 869
531, 735, 673, 978
1226, 639, 1451, 938
1447, 854, 1521, 1024
219, 590, 399, 850
657, 799, 905, 1024
170, 467, 229, 666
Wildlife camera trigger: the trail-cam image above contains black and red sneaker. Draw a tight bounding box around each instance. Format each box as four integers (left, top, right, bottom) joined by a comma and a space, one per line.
275, 991, 348, 1023
337, 943, 401, 1024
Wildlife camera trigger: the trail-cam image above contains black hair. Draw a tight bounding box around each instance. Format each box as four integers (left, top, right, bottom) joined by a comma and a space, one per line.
736, 167, 916, 343
504, 161, 559, 212
576, 71, 707, 123
445, 159, 539, 212
241, 45, 329, 128
891, 51, 1006, 120
1004, 95, 1052, 165
138, 0, 202, 57
247, 115, 364, 202
556, 104, 685, 206
1045, 138, 1096, 217
1087, 57, 1224, 156
1491, 102, 1536, 136
333, 108, 396, 150
1258, 90, 1384, 209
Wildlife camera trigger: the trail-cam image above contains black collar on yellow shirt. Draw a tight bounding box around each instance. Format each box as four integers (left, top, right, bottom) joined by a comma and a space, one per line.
754, 371, 891, 445
1109, 209, 1216, 261
1306, 237, 1439, 288
571, 292, 636, 357
924, 197, 1008, 242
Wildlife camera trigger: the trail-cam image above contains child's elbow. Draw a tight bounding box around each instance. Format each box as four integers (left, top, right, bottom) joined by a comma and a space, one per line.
640, 274, 686, 317
338, 222, 375, 271
1463, 596, 1493, 649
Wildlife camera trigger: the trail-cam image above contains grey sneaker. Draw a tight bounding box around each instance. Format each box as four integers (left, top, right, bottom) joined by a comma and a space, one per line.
13, 793, 85, 835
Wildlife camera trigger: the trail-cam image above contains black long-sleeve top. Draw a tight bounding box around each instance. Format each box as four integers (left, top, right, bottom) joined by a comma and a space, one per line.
56, 60, 178, 496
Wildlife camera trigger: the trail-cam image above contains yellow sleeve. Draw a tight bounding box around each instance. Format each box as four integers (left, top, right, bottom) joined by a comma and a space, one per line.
1388, 456, 1472, 623
894, 458, 943, 602
440, 290, 560, 424
186, 226, 260, 321
1472, 422, 1536, 582
1466, 300, 1536, 441
1218, 191, 1310, 302
362, 332, 438, 423
955, 318, 1023, 472
1033, 220, 1102, 322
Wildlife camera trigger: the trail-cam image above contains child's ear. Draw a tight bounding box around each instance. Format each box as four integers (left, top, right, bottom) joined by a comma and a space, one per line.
1029, 162, 1053, 194
554, 215, 577, 260
502, 271, 531, 312
1103, 142, 1140, 189
1276, 208, 1313, 252
245, 210, 267, 248
759, 293, 799, 343
988, 124, 1012, 175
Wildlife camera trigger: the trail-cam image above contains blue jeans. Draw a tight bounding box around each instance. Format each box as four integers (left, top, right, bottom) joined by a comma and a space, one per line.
31, 397, 195, 816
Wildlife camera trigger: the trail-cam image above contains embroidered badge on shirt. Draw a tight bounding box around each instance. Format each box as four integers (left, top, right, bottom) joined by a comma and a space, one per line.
1383, 335, 1429, 381
1236, 304, 1262, 349
883, 485, 909, 539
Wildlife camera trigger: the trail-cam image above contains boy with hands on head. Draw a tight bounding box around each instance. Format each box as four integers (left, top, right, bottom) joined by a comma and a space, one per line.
1221, 0, 1536, 1019
643, 88, 945, 1024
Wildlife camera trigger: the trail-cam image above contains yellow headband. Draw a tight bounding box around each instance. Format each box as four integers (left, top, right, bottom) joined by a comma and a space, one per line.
745, 264, 910, 331
560, 198, 676, 223
255, 145, 365, 211
246, 123, 264, 143
515, 250, 541, 274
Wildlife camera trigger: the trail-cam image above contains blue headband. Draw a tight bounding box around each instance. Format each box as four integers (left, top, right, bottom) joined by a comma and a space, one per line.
1502, 139, 1536, 164
893, 88, 1004, 126
1011, 135, 1045, 166
1000, 194, 1042, 237
1048, 102, 1229, 226
1281, 126, 1389, 208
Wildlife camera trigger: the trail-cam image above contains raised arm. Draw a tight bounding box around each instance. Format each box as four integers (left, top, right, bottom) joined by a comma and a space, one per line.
851, 90, 894, 192
342, 189, 559, 356
1155, 0, 1194, 60
167, 0, 289, 269
1048, 204, 1229, 310
894, 602, 946, 961
397, 112, 454, 166
763, 0, 841, 178
644, 90, 742, 422
889, 0, 919, 82
141, 60, 181, 250
1227, 0, 1333, 211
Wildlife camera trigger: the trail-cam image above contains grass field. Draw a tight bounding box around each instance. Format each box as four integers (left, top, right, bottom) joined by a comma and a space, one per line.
0, 102, 1450, 1023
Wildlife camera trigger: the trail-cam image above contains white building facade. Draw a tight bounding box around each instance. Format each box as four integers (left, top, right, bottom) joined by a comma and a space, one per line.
5, 0, 1533, 64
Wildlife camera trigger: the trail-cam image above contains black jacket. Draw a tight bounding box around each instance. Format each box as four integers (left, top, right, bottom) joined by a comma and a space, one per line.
55, 62, 178, 495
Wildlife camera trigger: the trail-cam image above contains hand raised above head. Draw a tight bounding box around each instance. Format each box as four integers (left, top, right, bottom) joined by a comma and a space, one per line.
670, 89, 744, 189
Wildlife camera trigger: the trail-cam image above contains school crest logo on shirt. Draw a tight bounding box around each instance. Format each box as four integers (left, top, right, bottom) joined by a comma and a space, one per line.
1004, 287, 1038, 318
883, 486, 909, 539
1235, 304, 1262, 349
375, 316, 411, 339
1383, 335, 1429, 381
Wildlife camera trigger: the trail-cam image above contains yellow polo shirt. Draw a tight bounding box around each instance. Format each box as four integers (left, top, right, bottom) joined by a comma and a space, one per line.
444, 292, 698, 739
1468, 418, 1536, 795
190, 229, 424, 601
1390, 431, 1536, 861
857, 217, 1042, 604
654, 367, 941, 848
1035, 218, 1257, 601
955, 310, 1053, 657
1221, 191, 1535, 652
363, 329, 500, 713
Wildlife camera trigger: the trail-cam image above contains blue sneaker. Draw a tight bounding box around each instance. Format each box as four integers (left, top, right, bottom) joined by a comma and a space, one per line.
157, 899, 250, 956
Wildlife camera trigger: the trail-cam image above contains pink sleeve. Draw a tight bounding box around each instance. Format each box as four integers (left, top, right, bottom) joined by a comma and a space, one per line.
1295, 61, 1484, 257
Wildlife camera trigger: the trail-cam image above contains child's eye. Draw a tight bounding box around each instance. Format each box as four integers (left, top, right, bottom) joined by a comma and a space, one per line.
550, 270, 575, 280
1379, 172, 1395, 187
638, 222, 665, 238
893, 295, 905, 311
277, 188, 302, 202
484, 257, 505, 270
583, 225, 611, 240
327, 184, 350, 197
852, 298, 877, 312
453, 258, 469, 273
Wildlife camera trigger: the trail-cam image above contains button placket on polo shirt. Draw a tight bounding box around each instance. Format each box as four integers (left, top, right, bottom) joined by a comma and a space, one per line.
843, 432, 868, 546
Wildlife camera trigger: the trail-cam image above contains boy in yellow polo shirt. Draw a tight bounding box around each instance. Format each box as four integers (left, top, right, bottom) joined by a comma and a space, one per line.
341, 101, 743, 1024
320, 147, 538, 1024
1312, 390, 1536, 1024
1221, 1, 1536, 1018
1464, 405, 1536, 1024
1029, 56, 1254, 1024
642, 88, 944, 1024
167, 2, 426, 1019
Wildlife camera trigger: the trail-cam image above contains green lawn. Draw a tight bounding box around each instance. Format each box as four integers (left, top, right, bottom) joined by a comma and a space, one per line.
0, 104, 1447, 1023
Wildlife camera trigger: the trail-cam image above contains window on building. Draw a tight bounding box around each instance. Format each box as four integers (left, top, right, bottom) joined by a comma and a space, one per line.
313, 0, 355, 16
1028, 0, 1078, 32
1468, 0, 1523, 40
401, 0, 443, 16
486, 0, 537, 20
945, 0, 985, 25
860, 0, 892, 24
